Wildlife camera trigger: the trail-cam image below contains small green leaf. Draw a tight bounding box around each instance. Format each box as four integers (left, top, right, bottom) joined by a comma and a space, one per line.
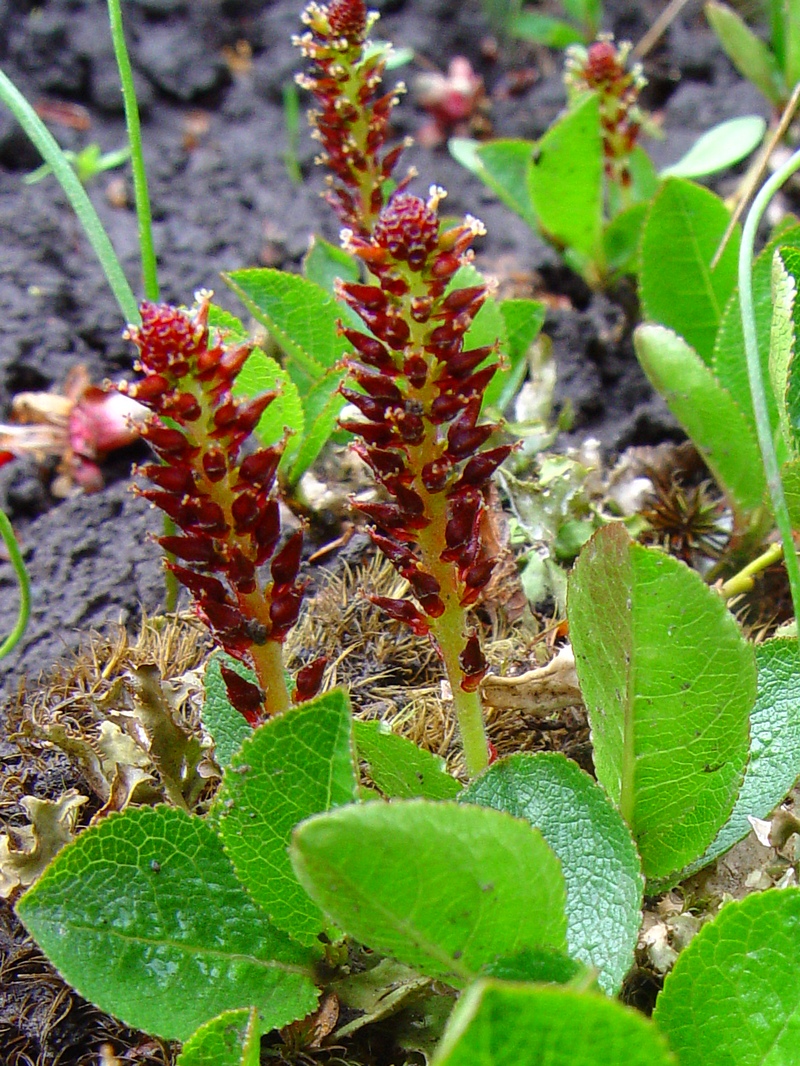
213, 689, 357, 946
460, 752, 643, 994
784, 456, 800, 527
661, 116, 766, 179
202, 653, 255, 770
655, 888, 800, 1065
486, 298, 546, 412
16, 806, 318, 1041
652, 639, 800, 889
474, 139, 539, 229
713, 225, 800, 437
353, 720, 462, 800
481, 948, 583, 985
705, 1, 784, 106
208, 305, 248, 341
176, 1008, 261, 1066
511, 11, 586, 46
291, 799, 567, 986
285, 369, 346, 485
603, 202, 648, 277
224, 268, 350, 376
634, 324, 768, 522
449, 264, 507, 355
432, 980, 677, 1066
302, 235, 360, 294
233, 347, 305, 451
529, 93, 604, 268
778, 246, 800, 455
640, 178, 740, 365
567, 524, 754, 882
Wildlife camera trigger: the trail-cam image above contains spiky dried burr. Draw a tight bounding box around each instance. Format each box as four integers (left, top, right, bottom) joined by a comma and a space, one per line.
565, 36, 650, 190
338, 188, 512, 773
120, 293, 317, 723
294, 0, 412, 233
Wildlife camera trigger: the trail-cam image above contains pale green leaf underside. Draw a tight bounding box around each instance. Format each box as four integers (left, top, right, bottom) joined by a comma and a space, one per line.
640, 177, 739, 365
16, 806, 318, 1041
214, 690, 357, 946
661, 116, 765, 179
653, 639, 800, 889
567, 524, 754, 882
769, 250, 797, 458
291, 799, 567, 986
655, 888, 800, 1065
460, 752, 643, 994
634, 324, 767, 520
432, 980, 676, 1066
176, 1008, 261, 1066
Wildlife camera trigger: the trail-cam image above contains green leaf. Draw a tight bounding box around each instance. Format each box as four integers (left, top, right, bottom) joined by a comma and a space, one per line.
473, 139, 538, 229
285, 369, 346, 485
481, 948, 583, 985
713, 224, 800, 437
653, 639, 800, 889
705, 1, 784, 106
661, 116, 766, 179
634, 324, 768, 522
449, 264, 507, 355
432, 980, 677, 1066
224, 268, 350, 377
784, 456, 800, 527
291, 799, 567, 986
511, 11, 586, 46
302, 235, 360, 294
529, 94, 604, 268
486, 298, 546, 412
202, 653, 255, 770
213, 689, 357, 946
15, 806, 318, 1041
208, 305, 248, 341
176, 1008, 261, 1066
640, 178, 740, 365
352, 720, 462, 800
655, 888, 800, 1065
567, 523, 754, 883
460, 752, 643, 994
233, 347, 305, 451
603, 202, 648, 278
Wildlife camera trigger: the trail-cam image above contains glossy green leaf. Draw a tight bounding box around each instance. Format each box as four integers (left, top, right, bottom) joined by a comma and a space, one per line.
432, 980, 677, 1066
16, 806, 318, 1041
473, 139, 538, 228
529, 93, 603, 266
213, 689, 357, 945
567, 523, 754, 882
208, 305, 248, 340
353, 720, 462, 800
705, 1, 784, 106
460, 752, 643, 994
654, 639, 800, 889
655, 888, 800, 1065
634, 324, 768, 521
661, 116, 766, 179
481, 948, 583, 985
233, 347, 304, 451
486, 298, 546, 412
202, 653, 255, 770
224, 268, 349, 376
640, 178, 740, 365
450, 264, 507, 355
713, 225, 800, 437
284, 368, 346, 485
291, 799, 567, 986
176, 1008, 261, 1066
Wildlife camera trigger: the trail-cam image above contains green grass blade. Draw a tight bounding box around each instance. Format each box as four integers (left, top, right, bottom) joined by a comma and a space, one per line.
0, 508, 30, 659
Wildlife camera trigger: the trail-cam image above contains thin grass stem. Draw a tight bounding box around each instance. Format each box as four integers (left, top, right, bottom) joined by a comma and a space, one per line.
0, 509, 30, 659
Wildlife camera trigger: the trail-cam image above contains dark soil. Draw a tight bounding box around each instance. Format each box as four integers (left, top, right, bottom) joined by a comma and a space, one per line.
0, 0, 773, 1061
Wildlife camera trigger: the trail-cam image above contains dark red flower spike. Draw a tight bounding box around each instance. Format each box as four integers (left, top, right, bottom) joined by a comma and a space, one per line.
121, 292, 310, 722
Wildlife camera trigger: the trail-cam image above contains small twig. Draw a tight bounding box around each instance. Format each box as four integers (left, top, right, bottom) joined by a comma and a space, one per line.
711, 82, 800, 271
720, 541, 783, 598
633, 0, 695, 60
